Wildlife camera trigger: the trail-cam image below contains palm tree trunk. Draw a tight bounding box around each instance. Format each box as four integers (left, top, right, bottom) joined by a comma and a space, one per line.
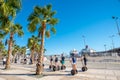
12, 54, 16, 63
31, 48, 35, 64
5, 33, 13, 69
36, 21, 46, 75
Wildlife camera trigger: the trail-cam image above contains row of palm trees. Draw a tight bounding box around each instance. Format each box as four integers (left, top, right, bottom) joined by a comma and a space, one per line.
0, 41, 7, 57
27, 35, 41, 64
0, 0, 58, 75
12, 44, 26, 63
0, 0, 24, 69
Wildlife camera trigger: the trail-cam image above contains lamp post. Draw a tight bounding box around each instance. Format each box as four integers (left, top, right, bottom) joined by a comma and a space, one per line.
109, 35, 115, 49
104, 44, 107, 52
112, 16, 120, 36
104, 44, 107, 69
109, 35, 115, 56
82, 35, 86, 47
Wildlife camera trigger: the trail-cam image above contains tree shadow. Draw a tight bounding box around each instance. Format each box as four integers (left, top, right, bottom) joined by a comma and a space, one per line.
0, 73, 47, 79
0, 73, 35, 76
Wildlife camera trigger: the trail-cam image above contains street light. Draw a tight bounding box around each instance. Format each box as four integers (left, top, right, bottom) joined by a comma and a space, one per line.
109, 35, 115, 49
104, 44, 107, 52
112, 16, 120, 36
82, 35, 86, 47
104, 44, 107, 69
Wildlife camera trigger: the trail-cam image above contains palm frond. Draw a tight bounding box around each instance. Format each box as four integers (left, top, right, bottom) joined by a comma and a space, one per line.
50, 27, 56, 34
28, 22, 36, 32
49, 11, 56, 18
49, 18, 59, 26
0, 32, 5, 39
10, 24, 24, 37
7, 0, 22, 11
18, 30, 24, 37
27, 35, 40, 51
28, 13, 37, 21
46, 4, 52, 11
34, 6, 42, 15
45, 30, 50, 38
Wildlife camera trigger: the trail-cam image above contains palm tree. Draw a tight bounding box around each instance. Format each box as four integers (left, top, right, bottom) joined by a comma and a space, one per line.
0, 0, 23, 69
12, 45, 26, 63
5, 24, 24, 69
20, 46, 26, 58
35, 44, 46, 60
2, 50, 8, 57
27, 35, 40, 64
28, 4, 58, 75
0, 0, 22, 34
0, 41, 5, 51
12, 44, 20, 63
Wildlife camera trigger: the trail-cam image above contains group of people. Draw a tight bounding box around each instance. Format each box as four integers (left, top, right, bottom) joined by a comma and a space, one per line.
50, 54, 65, 67
49, 54, 87, 69
70, 54, 87, 71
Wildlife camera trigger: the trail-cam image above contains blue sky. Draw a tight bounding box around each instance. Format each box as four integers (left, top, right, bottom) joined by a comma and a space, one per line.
5, 0, 120, 55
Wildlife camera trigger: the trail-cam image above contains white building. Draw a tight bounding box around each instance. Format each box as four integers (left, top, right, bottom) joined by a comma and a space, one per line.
70, 49, 79, 57
80, 45, 96, 56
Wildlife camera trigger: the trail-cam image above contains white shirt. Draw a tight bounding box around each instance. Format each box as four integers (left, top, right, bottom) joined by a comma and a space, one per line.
3, 58, 6, 61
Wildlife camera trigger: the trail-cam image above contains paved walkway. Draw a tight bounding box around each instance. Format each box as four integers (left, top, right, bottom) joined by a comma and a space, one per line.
0, 64, 120, 80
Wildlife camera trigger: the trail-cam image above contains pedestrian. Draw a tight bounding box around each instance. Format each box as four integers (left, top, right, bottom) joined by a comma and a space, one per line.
70, 54, 77, 70
54, 55, 58, 67
70, 53, 78, 74
30, 57, 32, 64
61, 54, 65, 66
42, 56, 44, 67
24, 58, 27, 64
82, 55, 87, 67
15, 58, 17, 63
3, 57, 6, 66
50, 56, 53, 66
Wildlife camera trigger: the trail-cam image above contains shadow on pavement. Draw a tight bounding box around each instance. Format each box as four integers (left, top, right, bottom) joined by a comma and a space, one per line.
44, 73, 70, 77
0, 73, 37, 77
65, 70, 83, 72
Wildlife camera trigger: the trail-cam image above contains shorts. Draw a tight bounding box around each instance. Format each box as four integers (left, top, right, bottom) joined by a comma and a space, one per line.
61, 60, 65, 65
3, 61, 6, 65
55, 60, 58, 63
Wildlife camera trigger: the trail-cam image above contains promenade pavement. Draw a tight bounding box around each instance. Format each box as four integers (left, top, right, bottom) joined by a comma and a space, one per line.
0, 63, 120, 80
